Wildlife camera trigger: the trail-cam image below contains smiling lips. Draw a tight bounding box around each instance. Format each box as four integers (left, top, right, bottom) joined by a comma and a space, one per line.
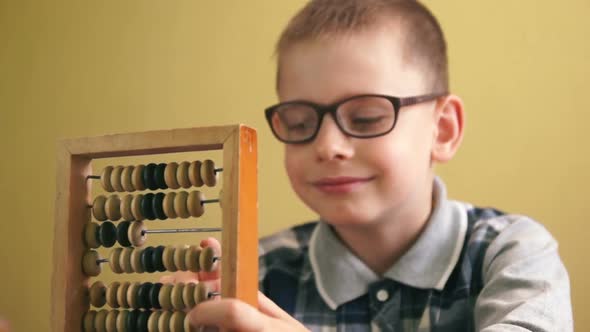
312, 176, 374, 194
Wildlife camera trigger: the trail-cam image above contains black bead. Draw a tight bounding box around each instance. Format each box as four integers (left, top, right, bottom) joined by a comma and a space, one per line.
126, 309, 141, 332
142, 163, 158, 191
116, 221, 132, 247
141, 247, 156, 273
141, 193, 156, 220
150, 283, 163, 309
137, 310, 151, 332
154, 245, 166, 272
137, 282, 153, 309
152, 192, 166, 220
98, 222, 117, 248
154, 163, 168, 190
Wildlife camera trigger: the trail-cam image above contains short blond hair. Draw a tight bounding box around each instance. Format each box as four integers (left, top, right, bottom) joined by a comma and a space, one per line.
276, 0, 449, 93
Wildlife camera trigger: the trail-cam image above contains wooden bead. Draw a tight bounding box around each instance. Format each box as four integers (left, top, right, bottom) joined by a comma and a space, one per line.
184, 245, 201, 273
150, 282, 163, 309
84, 222, 100, 249
120, 247, 134, 274
173, 191, 190, 219
126, 310, 141, 332
105, 310, 118, 332
132, 164, 146, 191
83, 310, 97, 332
187, 191, 205, 218
92, 195, 108, 221
94, 309, 109, 332
154, 245, 166, 272
194, 282, 209, 304
106, 282, 120, 308
200, 246, 218, 272
141, 246, 156, 273
155, 163, 168, 189
98, 222, 117, 248
176, 161, 191, 189
147, 310, 161, 332
171, 283, 185, 310
108, 248, 124, 274
127, 282, 141, 309
162, 245, 177, 272
164, 162, 180, 189
158, 284, 173, 311
82, 250, 102, 276
141, 193, 156, 220
117, 282, 131, 308
153, 192, 167, 220
111, 166, 125, 192
143, 163, 158, 190
121, 166, 135, 192
173, 245, 189, 271
201, 159, 217, 187
105, 194, 121, 221
188, 160, 203, 187
169, 311, 185, 332
116, 221, 132, 247
157, 311, 172, 332
120, 194, 135, 221
130, 247, 145, 273
163, 192, 177, 219
137, 282, 153, 309
183, 282, 197, 308
128, 221, 146, 247
131, 194, 145, 221
115, 310, 128, 332
89, 281, 107, 308
137, 311, 151, 332
100, 166, 114, 192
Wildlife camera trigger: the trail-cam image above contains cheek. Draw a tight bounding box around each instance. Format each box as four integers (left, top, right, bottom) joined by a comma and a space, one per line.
284, 146, 304, 185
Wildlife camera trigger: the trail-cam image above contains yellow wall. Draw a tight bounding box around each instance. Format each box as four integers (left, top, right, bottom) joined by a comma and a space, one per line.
0, 1, 588, 330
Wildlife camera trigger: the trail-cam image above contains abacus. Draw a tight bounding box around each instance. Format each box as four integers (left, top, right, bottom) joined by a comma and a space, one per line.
51, 125, 258, 332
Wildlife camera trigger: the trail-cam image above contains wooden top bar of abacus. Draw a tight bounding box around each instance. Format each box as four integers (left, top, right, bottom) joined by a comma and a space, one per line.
52, 125, 258, 332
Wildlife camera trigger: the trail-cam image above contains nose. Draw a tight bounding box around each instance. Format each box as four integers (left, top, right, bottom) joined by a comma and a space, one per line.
313, 115, 354, 162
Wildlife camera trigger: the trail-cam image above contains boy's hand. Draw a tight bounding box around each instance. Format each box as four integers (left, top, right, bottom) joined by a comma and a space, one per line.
0, 318, 11, 332
188, 291, 309, 332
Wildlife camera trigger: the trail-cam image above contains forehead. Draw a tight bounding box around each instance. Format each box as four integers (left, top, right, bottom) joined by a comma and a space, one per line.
277, 26, 429, 104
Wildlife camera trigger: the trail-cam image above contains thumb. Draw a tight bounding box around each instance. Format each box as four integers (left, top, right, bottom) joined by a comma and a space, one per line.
257, 292, 304, 327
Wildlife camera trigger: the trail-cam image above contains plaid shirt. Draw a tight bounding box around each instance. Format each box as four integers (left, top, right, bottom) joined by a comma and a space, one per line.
258, 178, 572, 332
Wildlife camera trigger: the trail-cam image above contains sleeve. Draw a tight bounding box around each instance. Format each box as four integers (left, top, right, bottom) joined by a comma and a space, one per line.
475, 216, 573, 332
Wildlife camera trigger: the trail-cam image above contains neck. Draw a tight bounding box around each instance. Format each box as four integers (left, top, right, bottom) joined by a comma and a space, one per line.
332, 181, 434, 276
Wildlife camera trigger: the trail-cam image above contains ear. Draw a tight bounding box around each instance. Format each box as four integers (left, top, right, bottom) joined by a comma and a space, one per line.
431, 94, 465, 163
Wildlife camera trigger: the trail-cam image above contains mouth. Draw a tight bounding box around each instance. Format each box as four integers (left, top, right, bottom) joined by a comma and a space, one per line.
311, 176, 374, 194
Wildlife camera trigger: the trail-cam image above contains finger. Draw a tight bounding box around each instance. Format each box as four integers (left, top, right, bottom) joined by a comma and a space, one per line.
188, 299, 265, 332
257, 292, 307, 328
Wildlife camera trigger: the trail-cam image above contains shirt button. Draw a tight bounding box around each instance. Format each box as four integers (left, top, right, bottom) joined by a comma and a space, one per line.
376, 289, 389, 302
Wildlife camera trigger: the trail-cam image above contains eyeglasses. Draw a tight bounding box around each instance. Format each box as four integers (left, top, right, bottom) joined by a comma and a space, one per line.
264, 93, 446, 144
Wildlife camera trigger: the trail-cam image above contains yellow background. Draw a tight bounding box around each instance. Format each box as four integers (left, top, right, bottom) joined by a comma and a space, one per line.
1, 0, 588, 330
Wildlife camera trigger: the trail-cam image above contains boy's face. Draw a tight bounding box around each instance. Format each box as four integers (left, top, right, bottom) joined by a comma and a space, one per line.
278, 27, 439, 228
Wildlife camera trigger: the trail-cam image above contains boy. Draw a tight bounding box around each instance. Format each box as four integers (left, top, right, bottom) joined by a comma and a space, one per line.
185, 0, 573, 330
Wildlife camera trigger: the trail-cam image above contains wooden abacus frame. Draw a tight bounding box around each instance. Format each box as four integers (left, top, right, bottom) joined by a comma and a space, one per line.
51, 125, 258, 332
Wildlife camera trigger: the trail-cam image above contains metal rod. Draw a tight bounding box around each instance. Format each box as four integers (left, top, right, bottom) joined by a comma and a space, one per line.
202, 199, 220, 205
97, 258, 109, 264
208, 291, 220, 299
87, 175, 101, 180
215, 168, 223, 173
142, 227, 222, 235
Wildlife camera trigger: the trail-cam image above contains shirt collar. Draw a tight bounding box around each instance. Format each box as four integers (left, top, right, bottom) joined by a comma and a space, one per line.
309, 177, 468, 310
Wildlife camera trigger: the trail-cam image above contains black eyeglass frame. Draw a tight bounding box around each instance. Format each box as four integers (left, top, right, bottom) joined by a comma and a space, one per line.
264, 92, 447, 144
